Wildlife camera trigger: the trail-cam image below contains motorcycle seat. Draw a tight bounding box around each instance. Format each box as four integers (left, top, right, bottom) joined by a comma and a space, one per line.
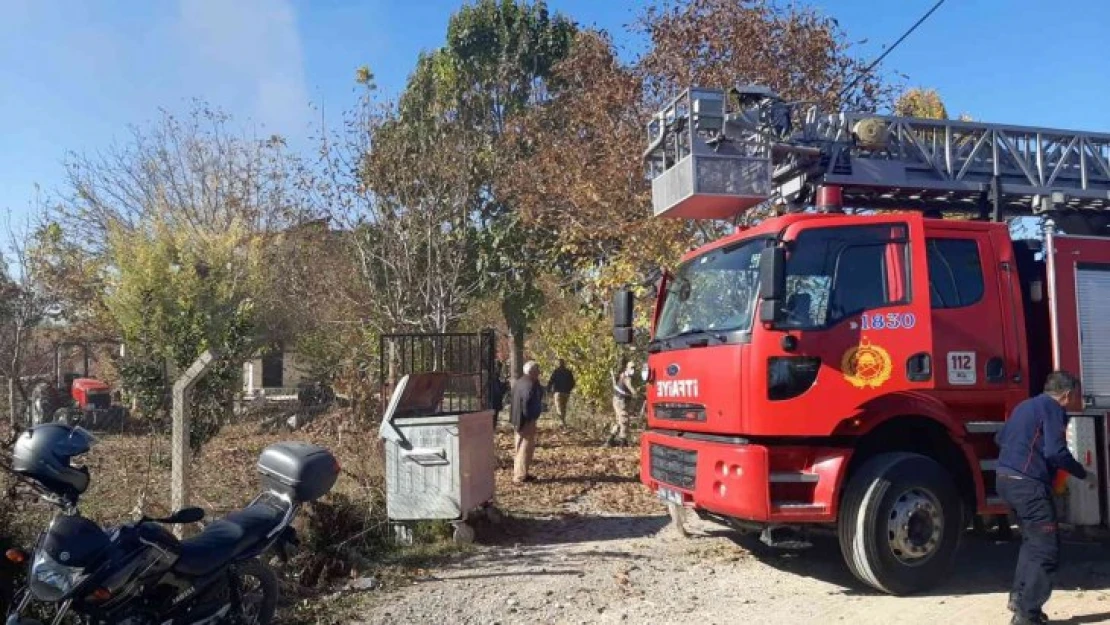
173, 502, 287, 577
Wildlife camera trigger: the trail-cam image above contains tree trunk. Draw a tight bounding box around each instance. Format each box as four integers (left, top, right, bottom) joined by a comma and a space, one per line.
509, 325, 525, 382
7, 378, 15, 428
502, 298, 528, 382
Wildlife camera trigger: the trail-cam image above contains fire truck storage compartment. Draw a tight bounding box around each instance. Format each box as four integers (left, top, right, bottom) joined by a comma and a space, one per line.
1061, 415, 1106, 526
1076, 265, 1110, 409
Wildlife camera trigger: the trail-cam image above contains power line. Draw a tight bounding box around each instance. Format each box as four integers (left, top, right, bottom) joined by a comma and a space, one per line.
839, 0, 947, 100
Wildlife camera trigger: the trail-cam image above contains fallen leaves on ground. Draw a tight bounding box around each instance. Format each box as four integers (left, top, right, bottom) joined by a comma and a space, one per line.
493, 418, 663, 517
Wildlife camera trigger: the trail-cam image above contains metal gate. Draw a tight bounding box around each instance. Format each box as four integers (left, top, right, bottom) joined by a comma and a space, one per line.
378, 330, 498, 415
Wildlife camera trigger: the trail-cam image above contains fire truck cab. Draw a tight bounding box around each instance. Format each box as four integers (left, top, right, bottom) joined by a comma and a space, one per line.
616, 86, 1110, 594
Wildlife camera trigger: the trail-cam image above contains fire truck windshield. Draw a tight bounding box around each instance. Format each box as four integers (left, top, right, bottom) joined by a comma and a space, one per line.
655, 237, 770, 341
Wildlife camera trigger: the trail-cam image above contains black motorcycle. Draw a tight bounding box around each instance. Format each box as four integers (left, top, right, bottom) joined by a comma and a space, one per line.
2, 423, 339, 625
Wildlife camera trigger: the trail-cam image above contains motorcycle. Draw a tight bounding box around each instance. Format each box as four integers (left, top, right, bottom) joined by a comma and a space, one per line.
2, 423, 339, 625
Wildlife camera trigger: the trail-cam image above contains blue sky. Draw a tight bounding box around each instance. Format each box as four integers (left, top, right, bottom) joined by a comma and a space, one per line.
2, 0, 1110, 230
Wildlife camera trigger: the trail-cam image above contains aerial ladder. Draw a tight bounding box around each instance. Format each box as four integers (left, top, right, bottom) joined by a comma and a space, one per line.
644, 86, 1110, 233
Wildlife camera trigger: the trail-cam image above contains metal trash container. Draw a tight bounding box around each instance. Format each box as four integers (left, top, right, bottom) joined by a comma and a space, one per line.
379, 372, 500, 543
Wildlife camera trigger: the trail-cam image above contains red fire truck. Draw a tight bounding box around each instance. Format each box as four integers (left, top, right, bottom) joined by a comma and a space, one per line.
613, 86, 1110, 595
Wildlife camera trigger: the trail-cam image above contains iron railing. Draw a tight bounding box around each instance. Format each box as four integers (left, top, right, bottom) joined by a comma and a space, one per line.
378, 330, 497, 415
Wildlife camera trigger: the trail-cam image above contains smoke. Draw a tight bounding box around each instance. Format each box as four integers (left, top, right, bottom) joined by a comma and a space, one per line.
175, 0, 310, 135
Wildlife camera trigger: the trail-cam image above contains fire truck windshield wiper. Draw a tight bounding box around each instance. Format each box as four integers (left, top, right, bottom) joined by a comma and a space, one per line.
650, 328, 717, 352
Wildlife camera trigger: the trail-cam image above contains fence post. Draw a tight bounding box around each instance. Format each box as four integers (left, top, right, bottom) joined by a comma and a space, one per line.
171, 349, 219, 539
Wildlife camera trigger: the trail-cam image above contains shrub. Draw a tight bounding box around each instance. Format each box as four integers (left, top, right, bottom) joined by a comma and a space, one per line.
531, 304, 621, 415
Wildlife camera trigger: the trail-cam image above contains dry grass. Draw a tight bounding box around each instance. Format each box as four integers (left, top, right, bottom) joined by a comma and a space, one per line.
0, 411, 660, 623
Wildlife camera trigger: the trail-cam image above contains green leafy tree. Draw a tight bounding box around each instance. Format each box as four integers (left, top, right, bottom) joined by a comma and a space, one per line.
388, 0, 577, 378
104, 217, 260, 449
41, 102, 319, 447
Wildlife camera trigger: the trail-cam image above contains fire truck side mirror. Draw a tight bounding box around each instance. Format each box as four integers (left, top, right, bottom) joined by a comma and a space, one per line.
758, 247, 786, 324
612, 288, 634, 344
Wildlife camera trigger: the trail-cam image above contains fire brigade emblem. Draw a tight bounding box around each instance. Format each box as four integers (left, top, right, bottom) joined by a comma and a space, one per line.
841, 338, 892, 389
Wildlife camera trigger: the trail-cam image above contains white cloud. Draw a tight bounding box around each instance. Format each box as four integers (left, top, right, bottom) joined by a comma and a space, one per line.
175, 0, 310, 135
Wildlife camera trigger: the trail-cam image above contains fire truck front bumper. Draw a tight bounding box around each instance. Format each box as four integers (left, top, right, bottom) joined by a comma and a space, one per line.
640, 430, 851, 524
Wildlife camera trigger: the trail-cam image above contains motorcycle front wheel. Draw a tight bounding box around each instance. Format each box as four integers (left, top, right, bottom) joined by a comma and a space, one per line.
231, 559, 278, 625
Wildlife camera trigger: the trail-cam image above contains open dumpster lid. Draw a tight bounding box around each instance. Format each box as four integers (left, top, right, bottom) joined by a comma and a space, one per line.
378, 372, 449, 445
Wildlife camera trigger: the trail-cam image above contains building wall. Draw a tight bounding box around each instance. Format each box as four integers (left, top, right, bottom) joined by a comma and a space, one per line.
242, 351, 312, 394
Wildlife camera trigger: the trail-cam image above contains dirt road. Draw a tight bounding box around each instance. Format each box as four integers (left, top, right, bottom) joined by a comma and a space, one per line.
353, 513, 1110, 625
349, 424, 1110, 625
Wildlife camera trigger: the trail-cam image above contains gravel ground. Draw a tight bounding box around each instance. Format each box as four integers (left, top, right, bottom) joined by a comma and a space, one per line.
350, 512, 1110, 625
337, 422, 1110, 625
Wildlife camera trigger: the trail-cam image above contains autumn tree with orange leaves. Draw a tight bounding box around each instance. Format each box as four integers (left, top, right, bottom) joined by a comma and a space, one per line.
505, 0, 898, 294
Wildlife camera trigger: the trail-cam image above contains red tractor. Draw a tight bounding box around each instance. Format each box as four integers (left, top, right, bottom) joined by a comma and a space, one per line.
28, 340, 128, 430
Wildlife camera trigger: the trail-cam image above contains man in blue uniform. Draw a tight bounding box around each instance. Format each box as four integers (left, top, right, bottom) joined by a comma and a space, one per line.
995, 371, 1094, 625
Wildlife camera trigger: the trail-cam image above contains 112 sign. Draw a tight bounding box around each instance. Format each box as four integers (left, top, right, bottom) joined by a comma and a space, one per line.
947, 351, 977, 385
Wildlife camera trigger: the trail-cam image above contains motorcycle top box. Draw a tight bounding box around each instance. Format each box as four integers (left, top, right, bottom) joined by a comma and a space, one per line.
257, 441, 339, 503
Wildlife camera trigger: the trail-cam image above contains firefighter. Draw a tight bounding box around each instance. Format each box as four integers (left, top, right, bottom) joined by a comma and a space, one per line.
994, 371, 1095, 625
606, 360, 636, 447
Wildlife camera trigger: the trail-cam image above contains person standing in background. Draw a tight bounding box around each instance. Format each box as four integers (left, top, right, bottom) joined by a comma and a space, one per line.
607, 360, 636, 447
547, 358, 576, 427
488, 360, 507, 428
510, 361, 544, 483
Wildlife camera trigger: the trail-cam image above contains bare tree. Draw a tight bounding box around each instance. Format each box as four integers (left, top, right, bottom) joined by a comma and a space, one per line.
308, 86, 480, 334
56, 101, 314, 254
0, 210, 52, 426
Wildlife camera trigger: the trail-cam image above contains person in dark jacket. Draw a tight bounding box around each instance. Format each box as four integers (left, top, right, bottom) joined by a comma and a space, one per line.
995, 371, 1094, 625
488, 360, 507, 428
510, 360, 544, 483
547, 359, 576, 426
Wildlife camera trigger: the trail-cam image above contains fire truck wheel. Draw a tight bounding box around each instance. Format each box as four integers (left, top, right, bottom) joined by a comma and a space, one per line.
837, 452, 962, 596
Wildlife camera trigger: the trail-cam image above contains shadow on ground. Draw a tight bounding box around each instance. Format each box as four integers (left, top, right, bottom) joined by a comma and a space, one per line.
727, 529, 1110, 600
478, 513, 671, 547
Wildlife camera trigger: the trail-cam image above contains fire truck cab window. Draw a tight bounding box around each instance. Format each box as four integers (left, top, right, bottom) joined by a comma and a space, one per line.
781, 224, 909, 329
926, 238, 984, 309
655, 238, 770, 340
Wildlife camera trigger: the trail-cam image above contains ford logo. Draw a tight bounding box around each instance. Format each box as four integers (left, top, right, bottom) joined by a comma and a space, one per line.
666, 364, 680, 377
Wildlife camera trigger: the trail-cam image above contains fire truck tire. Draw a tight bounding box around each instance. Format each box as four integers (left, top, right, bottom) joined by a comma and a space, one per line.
837, 452, 962, 596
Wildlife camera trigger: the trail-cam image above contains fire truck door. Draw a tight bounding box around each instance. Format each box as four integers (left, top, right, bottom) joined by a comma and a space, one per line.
926, 232, 1013, 418
768, 217, 935, 420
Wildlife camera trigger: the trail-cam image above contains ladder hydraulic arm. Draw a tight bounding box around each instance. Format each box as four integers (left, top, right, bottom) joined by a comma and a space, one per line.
645, 86, 1110, 232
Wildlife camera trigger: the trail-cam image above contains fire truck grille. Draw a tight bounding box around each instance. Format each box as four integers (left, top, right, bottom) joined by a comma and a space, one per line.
653, 403, 706, 422
649, 444, 697, 490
